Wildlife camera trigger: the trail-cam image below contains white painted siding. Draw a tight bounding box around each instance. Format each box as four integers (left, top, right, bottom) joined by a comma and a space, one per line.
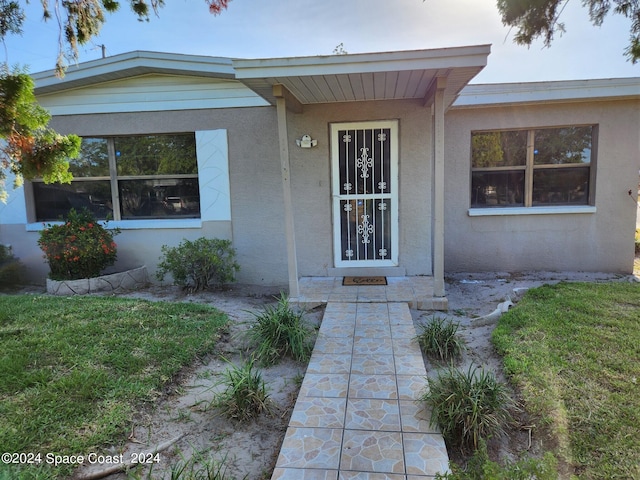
37, 74, 269, 115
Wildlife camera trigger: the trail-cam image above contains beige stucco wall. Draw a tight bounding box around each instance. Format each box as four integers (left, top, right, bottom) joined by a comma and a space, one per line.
443, 99, 640, 273
6, 96, 637, 287
14, 107, 290, 286
285, 99, 434, 277
5, 100, 436, 287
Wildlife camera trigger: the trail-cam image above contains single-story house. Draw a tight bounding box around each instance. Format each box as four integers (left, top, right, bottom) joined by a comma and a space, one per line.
1, 45, 638, 301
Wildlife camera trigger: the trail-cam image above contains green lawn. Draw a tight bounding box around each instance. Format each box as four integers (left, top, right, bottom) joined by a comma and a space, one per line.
493, 282, 640, 479
0, 295, 228, 479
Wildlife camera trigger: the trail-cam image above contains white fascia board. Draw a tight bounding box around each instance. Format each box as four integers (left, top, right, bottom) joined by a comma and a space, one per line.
233, 45, 491, 79
453, 77, 640, 108
33, 51, 235, 94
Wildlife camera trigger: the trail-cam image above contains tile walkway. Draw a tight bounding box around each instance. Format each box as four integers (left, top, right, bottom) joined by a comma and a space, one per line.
271, 297, 450, 479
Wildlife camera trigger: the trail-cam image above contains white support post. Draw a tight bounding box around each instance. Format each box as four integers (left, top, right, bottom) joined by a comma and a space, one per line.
433, 77, 446, 297
274, 85, 300, 298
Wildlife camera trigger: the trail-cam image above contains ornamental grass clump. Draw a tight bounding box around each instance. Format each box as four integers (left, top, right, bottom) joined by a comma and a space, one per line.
245, 294, 315, 366
421, 364, 514, 451
416, 315, 465, 362
38, 208, 119, 280
212, 356, 272, 422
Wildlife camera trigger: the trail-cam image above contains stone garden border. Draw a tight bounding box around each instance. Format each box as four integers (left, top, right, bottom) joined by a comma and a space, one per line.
46, 266, 149, 295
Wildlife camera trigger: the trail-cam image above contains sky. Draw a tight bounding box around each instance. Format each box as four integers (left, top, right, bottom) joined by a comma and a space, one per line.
3, 0, 639, 84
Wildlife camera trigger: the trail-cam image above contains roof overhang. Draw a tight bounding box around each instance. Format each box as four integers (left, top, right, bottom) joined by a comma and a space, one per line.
233, 45, 491, 109
33, 51, 235, 95
31, 46, 491, 109
453, 77, 640, 109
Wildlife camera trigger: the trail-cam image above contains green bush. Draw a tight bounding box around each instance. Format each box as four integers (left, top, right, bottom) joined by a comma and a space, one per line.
0, 244, 24, 288
37, 208, 119, 280
212, 357, 271, 422
436, 439, 558, 480
245, 294, 315, 366
416, 315, 465, 362
421, 365, 514, 450
156, 237, 239, 291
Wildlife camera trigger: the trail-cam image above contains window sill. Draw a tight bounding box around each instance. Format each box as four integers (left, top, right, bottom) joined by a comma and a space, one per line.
468, 206, 596, 217
26, 218, 203, 231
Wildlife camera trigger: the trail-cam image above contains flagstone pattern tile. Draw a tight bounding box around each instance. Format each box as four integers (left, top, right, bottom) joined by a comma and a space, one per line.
272, 282, 450, 479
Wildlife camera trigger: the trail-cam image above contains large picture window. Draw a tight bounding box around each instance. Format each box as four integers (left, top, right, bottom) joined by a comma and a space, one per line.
32, 134, 200, 221
470, 126, 596, 208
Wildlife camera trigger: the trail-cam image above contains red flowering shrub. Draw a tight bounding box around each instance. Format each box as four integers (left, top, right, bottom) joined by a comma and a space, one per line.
38, 209, 120, 280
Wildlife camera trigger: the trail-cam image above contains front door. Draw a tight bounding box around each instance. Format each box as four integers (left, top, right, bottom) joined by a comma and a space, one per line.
331, 121, 398, 267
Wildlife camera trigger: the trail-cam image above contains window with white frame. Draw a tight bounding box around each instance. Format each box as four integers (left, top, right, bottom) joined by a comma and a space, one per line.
32, 133, 200, 221
470, 126, 596, 208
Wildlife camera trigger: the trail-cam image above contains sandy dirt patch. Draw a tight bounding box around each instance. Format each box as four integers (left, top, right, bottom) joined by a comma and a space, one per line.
69, 271, 635, 479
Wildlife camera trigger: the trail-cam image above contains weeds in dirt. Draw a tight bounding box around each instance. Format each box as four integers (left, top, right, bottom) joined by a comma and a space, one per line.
211, 357, 272, 422
168, 455, 232, 480
171, 409, 194, 423
436, 439, 557, 480
127, 451, 237, 480
421, 364, 514, 451
416, 315, 465, 362
245, 294, 315, 366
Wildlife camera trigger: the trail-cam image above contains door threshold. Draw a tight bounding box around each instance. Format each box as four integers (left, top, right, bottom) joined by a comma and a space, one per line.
327, 266, 406, 277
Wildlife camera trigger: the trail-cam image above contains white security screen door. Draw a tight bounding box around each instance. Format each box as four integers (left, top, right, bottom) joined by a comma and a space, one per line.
331, 121, 398, 267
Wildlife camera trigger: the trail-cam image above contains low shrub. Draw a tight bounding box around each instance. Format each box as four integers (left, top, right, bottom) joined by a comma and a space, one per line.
635, 228, 640, 254
416, 315, 465, 362
436, 439, 558, 480
37, 208, 119, 280
421, 365, 514, 450
212, 357, 271, 422
0, 244, 24, 288
245, 294, 315, 366
156, 237, 239, 291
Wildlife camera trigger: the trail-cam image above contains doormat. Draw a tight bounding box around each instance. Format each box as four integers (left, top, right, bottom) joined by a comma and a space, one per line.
342, 276, 387, 286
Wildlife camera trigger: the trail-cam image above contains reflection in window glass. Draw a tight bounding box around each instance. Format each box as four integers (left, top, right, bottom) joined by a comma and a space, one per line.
471, 130, 527, 168
33, 133, 201, 222
532, 168, 590, 205
534, 127, 592, 165
68, 138, 110, 177
119, 179, 200, 219
470, 125, 595, 209
33, 181, 113, 220
471, 171, 525, 207
114, 135, 197, 176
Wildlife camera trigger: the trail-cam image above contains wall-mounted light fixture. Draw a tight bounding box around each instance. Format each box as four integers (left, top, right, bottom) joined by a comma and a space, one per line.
296, 134, 318, 148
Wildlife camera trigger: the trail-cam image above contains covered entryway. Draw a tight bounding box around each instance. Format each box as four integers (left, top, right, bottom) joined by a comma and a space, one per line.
332, 121, 398, 268
233, 45, 491, 299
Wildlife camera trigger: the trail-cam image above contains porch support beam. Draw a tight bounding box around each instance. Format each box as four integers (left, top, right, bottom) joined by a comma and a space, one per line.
273, 84, 300, 298
273, 83, 303, 114
432, 76, 447, 297
423, 70, 450, 108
